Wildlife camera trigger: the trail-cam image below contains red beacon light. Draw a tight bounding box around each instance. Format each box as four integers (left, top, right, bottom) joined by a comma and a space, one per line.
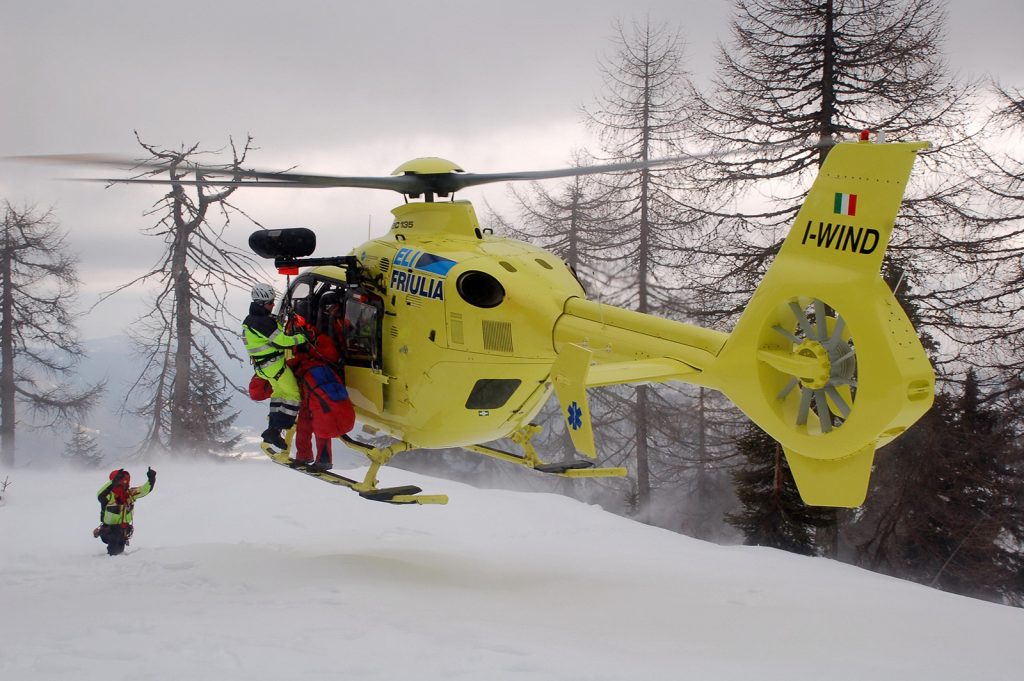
857, 129, 886, 143
277, 266, 300, 276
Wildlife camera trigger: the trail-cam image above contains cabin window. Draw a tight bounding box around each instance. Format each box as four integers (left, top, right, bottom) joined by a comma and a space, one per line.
465, 379, 522, 409
342, 288, 384, 369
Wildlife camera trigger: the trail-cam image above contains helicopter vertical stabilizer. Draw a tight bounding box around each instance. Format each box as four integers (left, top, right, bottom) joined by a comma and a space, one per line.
711, 139, 935, 506
551, 344, 597, 459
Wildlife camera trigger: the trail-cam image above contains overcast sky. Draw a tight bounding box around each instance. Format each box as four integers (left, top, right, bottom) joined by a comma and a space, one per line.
1, 0, 1021, 338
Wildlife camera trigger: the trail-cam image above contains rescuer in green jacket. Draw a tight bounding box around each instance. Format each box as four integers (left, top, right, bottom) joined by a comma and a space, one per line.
243, 283, 307, 453
94, 467, 155, 556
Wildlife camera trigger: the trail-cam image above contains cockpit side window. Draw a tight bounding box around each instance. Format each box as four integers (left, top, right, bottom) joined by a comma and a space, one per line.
284, 277, 314, 324
317, 289, 343, 337
343, 288, 384, 369
283, 276, 382, 369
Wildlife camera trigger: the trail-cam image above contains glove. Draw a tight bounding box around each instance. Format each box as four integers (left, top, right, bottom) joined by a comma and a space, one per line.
147, 467, 157, 485
294, 333, 307, 346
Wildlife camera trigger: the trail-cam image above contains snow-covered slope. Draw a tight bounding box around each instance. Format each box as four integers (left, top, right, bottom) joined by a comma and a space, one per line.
1, 459, 1021, 681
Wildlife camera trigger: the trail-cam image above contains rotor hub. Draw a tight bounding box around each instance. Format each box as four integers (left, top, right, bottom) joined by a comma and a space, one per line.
763, 298, 859, 435
390, 157, 464, 176
795, 339, 831, 390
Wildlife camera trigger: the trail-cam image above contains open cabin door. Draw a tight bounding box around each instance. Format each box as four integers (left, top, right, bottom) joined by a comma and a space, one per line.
340, 287, 387, 415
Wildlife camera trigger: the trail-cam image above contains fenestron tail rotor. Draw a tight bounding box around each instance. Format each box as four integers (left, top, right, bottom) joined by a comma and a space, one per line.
769, 298, 857, 436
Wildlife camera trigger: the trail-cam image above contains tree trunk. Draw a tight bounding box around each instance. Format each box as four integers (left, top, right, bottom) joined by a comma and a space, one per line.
169, 225, 193, 452
634, 53, 653, 519
0, 217, 15, 466
818, 0, 837, 164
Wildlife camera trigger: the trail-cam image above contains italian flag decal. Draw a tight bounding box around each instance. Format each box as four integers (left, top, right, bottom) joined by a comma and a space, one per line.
834, 192, 857, 216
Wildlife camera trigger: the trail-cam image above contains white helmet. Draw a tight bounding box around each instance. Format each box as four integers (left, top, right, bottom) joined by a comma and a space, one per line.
251, 283, 276, 303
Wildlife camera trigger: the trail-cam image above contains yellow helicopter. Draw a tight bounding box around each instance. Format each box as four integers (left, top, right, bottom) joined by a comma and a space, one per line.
37, 138, 936, 507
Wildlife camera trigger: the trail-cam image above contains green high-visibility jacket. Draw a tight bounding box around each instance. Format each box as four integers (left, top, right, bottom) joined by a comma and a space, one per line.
97, 479, 152, 526
242, 303, 305, 379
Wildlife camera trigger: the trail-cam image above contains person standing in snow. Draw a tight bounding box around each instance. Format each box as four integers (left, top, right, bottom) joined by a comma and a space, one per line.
242, 283, 307, 454
94, 467, 156, 556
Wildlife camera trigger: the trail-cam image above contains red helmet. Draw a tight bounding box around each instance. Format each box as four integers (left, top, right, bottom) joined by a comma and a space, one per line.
109, 469, 130, 484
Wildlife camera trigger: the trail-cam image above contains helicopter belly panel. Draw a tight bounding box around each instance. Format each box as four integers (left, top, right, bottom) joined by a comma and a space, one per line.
401, 359, 552, 448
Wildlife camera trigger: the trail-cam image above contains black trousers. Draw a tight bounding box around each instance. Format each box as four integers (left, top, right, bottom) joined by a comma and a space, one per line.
99, 524, 134, 556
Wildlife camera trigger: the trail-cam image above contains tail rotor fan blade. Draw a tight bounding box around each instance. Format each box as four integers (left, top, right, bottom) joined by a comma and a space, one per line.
770, 297, 858, 436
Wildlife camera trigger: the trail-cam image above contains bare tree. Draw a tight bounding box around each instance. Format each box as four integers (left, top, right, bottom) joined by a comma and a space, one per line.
969, 84, 1024, 374
581, 18, 712, 522
584, 18, 701, 315
495, 150, 623, 288
109, 135, 267, 455
686, 0, 996, 369
505, 20, 738, 528
0, 202, 101, 466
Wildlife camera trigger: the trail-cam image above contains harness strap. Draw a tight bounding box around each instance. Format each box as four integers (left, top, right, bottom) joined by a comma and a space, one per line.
255, 358, 287, 381
253, 352, 284, 367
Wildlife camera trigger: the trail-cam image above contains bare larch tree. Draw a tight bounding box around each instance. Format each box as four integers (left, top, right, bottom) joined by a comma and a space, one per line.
686, 0, 997, 372
110, 135, 267, 456
581, 18, 715, 523
0, 202, 100, 466
971, 84, 1024, 375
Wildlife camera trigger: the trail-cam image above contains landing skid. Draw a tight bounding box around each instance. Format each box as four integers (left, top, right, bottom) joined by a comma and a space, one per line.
263, 445, 448, 505
533, 460, 598, 474
462, 424, 629, 478
263, 422, 625, 505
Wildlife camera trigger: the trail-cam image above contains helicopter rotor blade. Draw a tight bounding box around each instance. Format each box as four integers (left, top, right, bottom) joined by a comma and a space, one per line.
7, 153, 425, 193
6, 141, 820, 196
444, 152, 724, 190
68, 175, 424, 192
401, 142, 814, 193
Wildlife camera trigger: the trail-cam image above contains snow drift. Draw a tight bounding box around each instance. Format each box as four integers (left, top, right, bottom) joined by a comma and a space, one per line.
1, 458, 1021, 680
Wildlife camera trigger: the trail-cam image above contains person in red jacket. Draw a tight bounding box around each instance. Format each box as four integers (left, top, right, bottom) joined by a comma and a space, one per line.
288, 330, 355, 471
246, 349, 341, 470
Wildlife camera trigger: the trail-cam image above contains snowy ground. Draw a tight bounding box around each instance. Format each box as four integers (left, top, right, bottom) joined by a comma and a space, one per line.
1, 458, 1022, 681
